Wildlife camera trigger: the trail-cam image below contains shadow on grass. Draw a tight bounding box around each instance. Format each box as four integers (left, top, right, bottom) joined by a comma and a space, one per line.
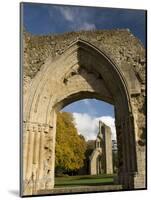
78, 175, 116, 180
55, 181, 114, 188
55, 174, 117, 188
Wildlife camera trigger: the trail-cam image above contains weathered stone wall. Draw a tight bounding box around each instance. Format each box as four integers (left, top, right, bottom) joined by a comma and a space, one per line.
89, 122, 113, 175
23, 29, 146, 144
102, 124, 113, 174
22, 29, 146, 195
23, 29, 145, 81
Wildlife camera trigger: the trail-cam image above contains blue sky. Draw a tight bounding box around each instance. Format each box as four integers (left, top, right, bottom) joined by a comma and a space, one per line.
62, 99, 115, 141
23, 3, 146, 45
23, 3, 146, 140
63, 99, 114, 118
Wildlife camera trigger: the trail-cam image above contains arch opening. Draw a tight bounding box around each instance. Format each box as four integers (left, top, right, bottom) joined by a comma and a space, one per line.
23, 39, 138, 195
54, 98, 117, 186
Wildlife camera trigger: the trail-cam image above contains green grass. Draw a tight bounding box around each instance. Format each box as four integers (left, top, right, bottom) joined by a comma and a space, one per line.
55, 174, 116, 188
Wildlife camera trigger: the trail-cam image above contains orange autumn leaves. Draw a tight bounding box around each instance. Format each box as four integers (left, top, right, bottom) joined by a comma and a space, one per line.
55, 112, 87, 172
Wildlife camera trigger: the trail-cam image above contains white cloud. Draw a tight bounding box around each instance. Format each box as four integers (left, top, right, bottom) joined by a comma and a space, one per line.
73, 113, 98, 141
78, 22, 96, 31
58, 7, 75, 22
73, 113, 116, 141
54, 6, 96, 31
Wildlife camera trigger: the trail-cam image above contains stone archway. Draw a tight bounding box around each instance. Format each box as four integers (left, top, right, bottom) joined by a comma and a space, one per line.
22, 31, 146, 196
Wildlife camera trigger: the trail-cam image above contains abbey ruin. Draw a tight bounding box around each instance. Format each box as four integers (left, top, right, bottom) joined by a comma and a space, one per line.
89, 121, 113, 175
22, 29, 146, 196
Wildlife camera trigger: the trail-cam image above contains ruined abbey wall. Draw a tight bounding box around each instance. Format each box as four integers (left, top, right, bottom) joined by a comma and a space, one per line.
22, 29, 146, 195
23, 29, 146, 144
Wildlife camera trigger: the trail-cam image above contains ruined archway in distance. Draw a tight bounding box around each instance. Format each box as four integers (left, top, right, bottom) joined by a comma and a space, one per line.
22, 30, 146, 196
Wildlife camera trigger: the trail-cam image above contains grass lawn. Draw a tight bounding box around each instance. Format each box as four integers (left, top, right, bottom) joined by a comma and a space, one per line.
55, 174, 116, 188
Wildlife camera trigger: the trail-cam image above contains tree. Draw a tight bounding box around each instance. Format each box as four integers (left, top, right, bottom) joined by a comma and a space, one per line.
55, 112, 87, 175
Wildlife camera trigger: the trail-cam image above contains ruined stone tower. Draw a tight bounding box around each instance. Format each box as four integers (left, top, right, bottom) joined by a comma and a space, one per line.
89, 121, 113, 175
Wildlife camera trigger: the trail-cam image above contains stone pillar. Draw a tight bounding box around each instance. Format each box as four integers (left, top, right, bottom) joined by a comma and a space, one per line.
120, 115, 136, 189
23, 123, 35, 195
121, 113, 146, 189
22, 119, 55, 196
115, 114, 139, 189
115, 122, 123, 185
133, 145, 146, 188
45, 110, 57, 190
131, 95, 146, 189
102, 125, 113, 174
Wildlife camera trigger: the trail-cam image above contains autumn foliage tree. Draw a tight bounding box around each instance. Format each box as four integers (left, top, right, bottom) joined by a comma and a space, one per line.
55, 112, 87, 175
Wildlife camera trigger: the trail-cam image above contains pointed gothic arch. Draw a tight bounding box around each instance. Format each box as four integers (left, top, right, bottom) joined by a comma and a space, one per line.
22, 39, 145, 195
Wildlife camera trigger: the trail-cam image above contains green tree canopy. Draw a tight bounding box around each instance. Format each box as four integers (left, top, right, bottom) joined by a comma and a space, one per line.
55, 112, 87, 174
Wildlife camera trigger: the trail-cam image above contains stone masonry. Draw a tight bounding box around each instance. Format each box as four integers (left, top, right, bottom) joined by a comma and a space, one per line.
22, 29, 146, 196
90, 121, 113, 175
